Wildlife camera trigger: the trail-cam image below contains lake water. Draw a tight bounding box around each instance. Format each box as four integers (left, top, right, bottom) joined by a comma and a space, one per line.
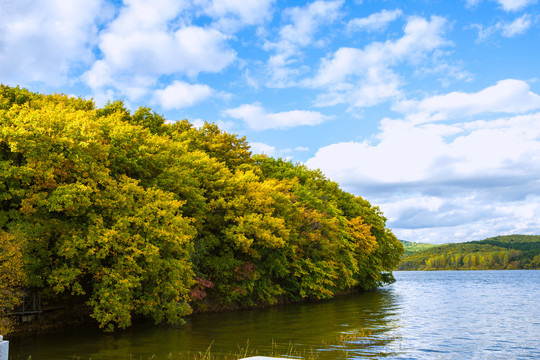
9, 270, 540, 359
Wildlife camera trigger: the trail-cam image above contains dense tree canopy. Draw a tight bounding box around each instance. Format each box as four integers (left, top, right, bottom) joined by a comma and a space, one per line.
0, 85, 403, 331
0, 231, 26, 334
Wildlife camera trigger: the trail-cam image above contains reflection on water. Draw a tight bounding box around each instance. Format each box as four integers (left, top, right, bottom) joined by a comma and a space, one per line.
10, 270, 540, 359
11, 290, 401, 359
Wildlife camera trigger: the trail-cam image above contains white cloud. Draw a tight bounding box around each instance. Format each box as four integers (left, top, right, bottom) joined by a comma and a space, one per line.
465, 0, 483, 8
249, 142, 276, 156
197, 0, 274, 32
250, 143, 310, 158
306, 120, 456, 184
306, 111, 540, 243
82, 1, 236, 102
347, 9, 402, 32
223, 103, 328, 130
386, 193, 540, 243
0, 0, 108, 86
473, 14, 534, 41
265, 53, 302, 88
306, 80, 540, 242
191, 119, 206, 129
414, 62, 474, 87
315, 67, 402, 107
466, 0, 537, 11
90, 25, 234, 78
306, 81, 540, 243
264, 0, 344, 87
311, 15, 448, 86
152, 81, 214, 110
501, 14, 533, 36
394, 79, 540, 123
188, 118, 236, 132
309, 15, 448, 108
278, 0, 343, 47
496, 0, 537, 11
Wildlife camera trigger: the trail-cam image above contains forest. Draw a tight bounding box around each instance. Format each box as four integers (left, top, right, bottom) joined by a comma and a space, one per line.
398, 235, 540, 270
0, 85, 403, 333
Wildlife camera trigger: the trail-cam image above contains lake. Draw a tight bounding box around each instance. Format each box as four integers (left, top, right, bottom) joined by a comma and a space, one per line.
9, 270, 540, 359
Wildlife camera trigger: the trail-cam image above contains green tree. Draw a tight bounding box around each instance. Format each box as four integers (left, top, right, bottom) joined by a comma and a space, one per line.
0, 232, 26, 334
0, 85, 405, 331
0, 94, 196, 330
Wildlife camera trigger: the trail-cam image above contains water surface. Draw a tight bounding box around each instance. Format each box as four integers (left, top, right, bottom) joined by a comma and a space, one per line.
10, 270, 540, 359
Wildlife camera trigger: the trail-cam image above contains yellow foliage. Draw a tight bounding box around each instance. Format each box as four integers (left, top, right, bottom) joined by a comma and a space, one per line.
347, 216, 378, 256
0, 86, 403, 329
0, 232, 26, 334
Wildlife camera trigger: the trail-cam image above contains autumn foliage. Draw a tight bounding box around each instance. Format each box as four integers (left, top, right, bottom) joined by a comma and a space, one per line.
0, 85, 403, 331
0, 232, 26, 334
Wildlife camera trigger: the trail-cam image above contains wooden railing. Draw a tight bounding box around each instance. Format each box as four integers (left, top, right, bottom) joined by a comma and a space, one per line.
10, 293, 42, 322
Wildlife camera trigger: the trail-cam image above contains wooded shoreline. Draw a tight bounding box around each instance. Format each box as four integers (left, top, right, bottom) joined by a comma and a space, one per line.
0, 85, 403, 334
399, 235, 540, 270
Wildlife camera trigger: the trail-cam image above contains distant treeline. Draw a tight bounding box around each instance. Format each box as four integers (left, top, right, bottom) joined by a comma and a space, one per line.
0, 85, 403, 333
398, 235, 540, 270
400, 240, 437, 256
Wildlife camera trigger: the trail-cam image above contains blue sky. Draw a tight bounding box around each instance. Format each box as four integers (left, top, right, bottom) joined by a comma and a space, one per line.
1, 0, 540, 243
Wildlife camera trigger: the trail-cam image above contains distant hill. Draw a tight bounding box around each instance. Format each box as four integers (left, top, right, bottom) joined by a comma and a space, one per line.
400, 240, 438, 256
397, 235, 540, 270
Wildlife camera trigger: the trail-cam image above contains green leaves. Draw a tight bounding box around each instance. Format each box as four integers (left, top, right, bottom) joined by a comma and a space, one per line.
0, 86, 197, 330
0, 85, 403, 331
0, 231, 26, 334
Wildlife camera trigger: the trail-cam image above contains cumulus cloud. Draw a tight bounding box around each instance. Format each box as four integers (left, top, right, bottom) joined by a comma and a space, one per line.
315, 67, 402, 108
473, 14, 534, 41
306, 80, 540, 243
82, 1, 236, 102
385, 192, 540, 243
249, 142, 276, 156
311, 16, 448, 86
277, 0, 343, 48
223, 103, 328, 130
152, 81, 214, 110
391, 198, 540, 243
99, 26, 234, 77
307, 111, 540, 243
308, 15, 449, 108
394, 79, 540, 123
501, 14, 534, 36
190, 119, 205, 129
250, 142, 310, 158
496, 0, 537, 11
196, 0, 274, 32
0, 0, 108, 86
264, 0, 343, 87
347, 9, 402, 32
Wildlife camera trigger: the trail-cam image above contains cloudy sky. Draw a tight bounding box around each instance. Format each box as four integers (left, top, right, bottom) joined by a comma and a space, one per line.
1, 0, 540, 243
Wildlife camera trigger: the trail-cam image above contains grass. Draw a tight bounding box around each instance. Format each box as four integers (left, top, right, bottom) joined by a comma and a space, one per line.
171, 340, 319, 360
54, 342, 318, 360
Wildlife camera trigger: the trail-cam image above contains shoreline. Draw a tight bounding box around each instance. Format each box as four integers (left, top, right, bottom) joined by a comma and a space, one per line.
7, 287, 370, 338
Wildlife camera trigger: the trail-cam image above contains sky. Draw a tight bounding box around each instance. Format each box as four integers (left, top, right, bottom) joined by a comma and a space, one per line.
1, 0, 540, 244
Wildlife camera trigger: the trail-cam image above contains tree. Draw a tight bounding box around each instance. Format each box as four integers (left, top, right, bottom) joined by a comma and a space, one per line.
0, 94, 196, 330
0, 232, 26, 334
0, 85, 405, 331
